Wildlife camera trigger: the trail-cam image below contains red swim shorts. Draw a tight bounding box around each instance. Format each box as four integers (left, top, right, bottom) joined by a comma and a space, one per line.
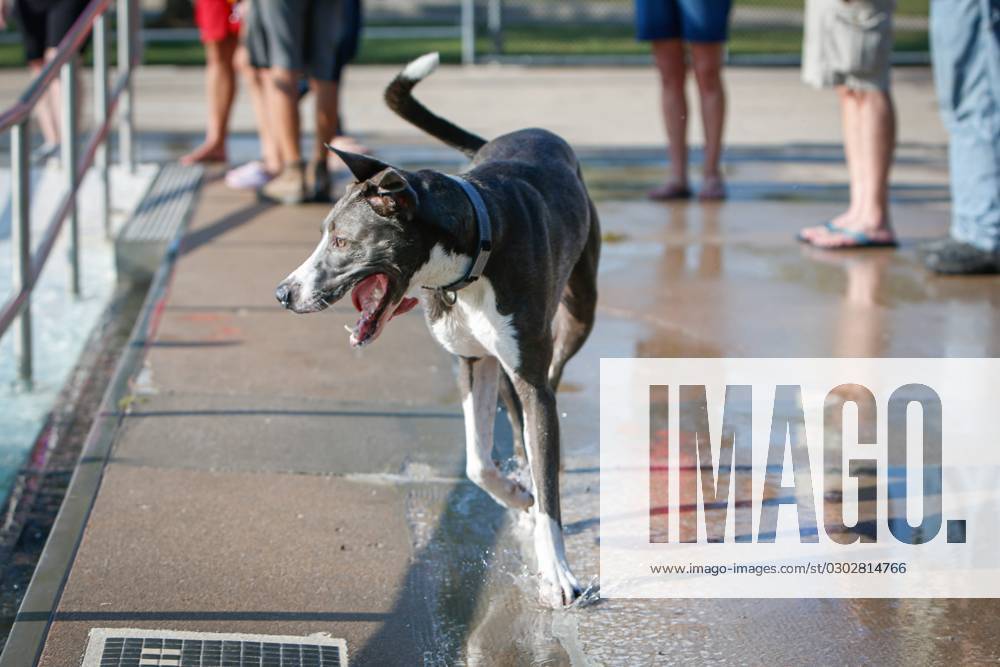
195, 0, 240, 43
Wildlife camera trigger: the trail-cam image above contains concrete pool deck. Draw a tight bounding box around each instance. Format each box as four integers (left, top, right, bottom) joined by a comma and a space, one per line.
4, 64, 1000, 664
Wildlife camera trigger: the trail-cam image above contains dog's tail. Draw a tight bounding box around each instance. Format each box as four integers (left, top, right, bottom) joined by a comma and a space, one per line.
384, 52, 487, 158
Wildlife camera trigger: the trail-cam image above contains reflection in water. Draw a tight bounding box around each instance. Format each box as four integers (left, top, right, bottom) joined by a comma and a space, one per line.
803, 247, 892, 357
659, 203, 724, 281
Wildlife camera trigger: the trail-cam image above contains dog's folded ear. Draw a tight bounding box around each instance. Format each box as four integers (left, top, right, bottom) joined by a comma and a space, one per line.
366, 168, 419, 220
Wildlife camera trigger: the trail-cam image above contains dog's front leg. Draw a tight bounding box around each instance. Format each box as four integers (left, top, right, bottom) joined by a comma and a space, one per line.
514, 376, 582, 606
459, 356, 534, 511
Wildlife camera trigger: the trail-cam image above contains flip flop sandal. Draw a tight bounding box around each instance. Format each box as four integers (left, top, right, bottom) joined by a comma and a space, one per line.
796, 220, 835, 243
804, 222, 898, 249
647, 183, 693, 201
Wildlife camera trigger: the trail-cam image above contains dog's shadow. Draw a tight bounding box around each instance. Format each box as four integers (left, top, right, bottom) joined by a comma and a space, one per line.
355, 415, 600, 664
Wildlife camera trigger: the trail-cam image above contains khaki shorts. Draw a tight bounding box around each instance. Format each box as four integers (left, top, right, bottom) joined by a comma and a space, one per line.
803, 0, 895, 91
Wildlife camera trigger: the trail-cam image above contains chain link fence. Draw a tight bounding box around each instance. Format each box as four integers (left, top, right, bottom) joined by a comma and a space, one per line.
362, 0, 930, 65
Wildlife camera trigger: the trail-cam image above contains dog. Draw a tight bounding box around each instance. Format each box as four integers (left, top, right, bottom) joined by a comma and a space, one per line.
275, 53, 600, 606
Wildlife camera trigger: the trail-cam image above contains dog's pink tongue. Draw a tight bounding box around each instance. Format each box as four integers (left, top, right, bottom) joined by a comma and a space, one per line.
351, 274, 389, 313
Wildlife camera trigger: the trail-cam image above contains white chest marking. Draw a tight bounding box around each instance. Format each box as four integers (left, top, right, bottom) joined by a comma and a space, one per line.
408, 244, 521, 369
430, 279, 520, 368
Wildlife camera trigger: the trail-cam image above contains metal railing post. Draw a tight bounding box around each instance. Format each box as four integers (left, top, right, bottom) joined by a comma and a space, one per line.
94, 11, 111, 239
60, 57, 81, 297
117, 0, 135, 173
461, 0, 475, 65
10, 122, 33, 387
488, 0, 503, 57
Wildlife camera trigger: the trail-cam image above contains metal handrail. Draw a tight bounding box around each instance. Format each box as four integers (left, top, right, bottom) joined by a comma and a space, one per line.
0, 0, 139, 388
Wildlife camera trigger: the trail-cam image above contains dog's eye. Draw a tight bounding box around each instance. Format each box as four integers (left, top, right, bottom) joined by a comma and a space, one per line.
332, 236, 349, 249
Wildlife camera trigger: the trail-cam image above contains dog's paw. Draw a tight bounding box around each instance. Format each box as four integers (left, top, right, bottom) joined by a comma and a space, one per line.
534, 512, 581, 607
506, 480, 534, 512
538, 560, 582, 608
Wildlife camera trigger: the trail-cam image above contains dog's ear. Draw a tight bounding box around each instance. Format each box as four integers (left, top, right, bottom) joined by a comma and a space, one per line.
326, 144, 390, 183
366, 168, 419, 220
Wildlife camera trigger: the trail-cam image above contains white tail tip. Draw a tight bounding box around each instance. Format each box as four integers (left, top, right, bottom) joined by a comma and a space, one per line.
401, 52, 440, 82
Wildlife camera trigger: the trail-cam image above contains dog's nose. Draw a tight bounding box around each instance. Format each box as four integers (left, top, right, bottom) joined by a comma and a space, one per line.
275, 282, 294, 308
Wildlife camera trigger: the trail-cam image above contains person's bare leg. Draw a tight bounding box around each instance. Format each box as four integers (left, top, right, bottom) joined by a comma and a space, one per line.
265, 66, 302, 164
857, 89, 895, 230
800, 87, 864, 241
181, 34, 238, 165
305, 78, 339, 200
690, 42, 727, 199
649, 39, 690, 198
259, 66, 306, 203
28, 59, 60, 146
310, 78, 339, 163
810, 88, 896, 248
236, 47, 281, 173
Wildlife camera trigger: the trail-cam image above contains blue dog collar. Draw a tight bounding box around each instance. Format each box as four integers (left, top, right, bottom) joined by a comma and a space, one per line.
427, 174, 493, 294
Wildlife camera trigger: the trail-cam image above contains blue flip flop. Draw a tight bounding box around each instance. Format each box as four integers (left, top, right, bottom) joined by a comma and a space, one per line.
798, 222, 897, 249
796, 221, 834, 243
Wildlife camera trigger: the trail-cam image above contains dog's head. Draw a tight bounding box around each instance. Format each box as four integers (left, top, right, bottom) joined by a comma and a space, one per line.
275, 148, 427, 347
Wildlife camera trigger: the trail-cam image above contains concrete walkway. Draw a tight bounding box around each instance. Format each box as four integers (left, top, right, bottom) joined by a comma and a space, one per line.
15, 64, 1000, 664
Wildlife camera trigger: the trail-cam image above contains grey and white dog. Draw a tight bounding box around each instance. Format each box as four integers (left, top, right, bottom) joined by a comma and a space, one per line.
276, 53, 599, 606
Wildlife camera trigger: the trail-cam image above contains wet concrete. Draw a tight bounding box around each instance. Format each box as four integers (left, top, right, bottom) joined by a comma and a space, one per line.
29, 135, 1000, 667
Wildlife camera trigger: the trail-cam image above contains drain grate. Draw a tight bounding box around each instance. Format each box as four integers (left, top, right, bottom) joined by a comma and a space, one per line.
81, 629, 347, 667
115, 163, 204, 281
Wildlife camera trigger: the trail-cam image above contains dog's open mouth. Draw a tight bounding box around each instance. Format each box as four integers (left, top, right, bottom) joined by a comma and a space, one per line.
348, 273, 418, 347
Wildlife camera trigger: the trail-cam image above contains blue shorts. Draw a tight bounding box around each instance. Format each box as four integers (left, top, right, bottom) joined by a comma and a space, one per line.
635, 0, 733, 43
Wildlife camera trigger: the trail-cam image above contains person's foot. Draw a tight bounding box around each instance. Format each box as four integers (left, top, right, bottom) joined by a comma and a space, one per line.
923, 240, 999, 275
800, 221, 897, 249
914, 237, 954, 259
31, 142, 59, 165
180, 141, 227, 166
225, 161, 275, 190
698, 177, 727, 202
308, 159, 332, 203
647, 181, 692, 201
799, 208, 859, 243
259, 162, 306, 205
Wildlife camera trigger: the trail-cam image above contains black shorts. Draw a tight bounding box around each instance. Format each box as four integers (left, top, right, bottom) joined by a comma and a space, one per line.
245, 0, 361, 83
15, 0, 90, 62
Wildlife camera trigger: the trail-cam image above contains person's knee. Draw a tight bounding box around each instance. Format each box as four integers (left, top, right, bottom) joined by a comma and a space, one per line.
692, 64, 722, 94
855, 88, 895, 118
269, 67, 299, 95
656, 59, 686, 90
652, 42, 686, 89
690, 48, 723, 92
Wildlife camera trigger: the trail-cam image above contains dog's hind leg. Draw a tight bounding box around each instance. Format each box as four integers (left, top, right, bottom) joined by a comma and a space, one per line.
459, 356, 534, 511
548, 201, 600, 391
498, 369, 527, 466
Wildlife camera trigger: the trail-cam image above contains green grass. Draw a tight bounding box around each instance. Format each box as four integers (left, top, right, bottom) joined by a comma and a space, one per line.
0, 21, 929, 68
734, 0, 928, 16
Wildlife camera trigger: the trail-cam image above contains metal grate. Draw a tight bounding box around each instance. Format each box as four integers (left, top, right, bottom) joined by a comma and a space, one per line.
115, 164, 203, 281
82, 629, 346, 667
120, 164, 204, 243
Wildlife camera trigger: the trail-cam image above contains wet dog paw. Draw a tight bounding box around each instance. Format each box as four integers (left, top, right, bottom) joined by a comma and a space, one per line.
538, 563, 582, 607
507, 481, 534, 511
534, 512, 581, 607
